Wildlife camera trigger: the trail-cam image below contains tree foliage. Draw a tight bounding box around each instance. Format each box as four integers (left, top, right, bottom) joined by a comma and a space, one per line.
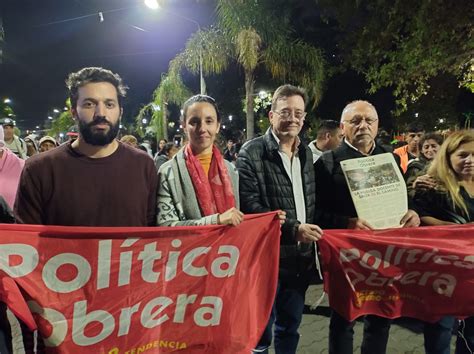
136, 72, 191, 141
0, 103, 14, 118
48, 110, 74, 136
215, 0, 326, 138
318, 0, 474, 114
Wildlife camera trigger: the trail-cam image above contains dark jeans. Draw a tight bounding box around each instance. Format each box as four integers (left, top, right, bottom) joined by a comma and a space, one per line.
253, 275, 309, 354
329, 310, 391, 354
456, 317, 474, 354
424, 316, 455, 354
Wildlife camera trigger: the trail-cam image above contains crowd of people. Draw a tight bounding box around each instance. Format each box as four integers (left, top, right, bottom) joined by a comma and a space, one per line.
0, 66, 473, 354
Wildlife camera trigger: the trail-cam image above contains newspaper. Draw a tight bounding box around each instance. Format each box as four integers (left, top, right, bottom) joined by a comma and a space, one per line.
340, 153, 407, 229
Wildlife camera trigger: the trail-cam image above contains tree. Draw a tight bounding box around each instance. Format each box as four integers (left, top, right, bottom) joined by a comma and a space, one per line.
157, 0, 327, 140
136, 72, 191, 142
216, 0, 327, 139
48, 99, 74, 136
48, 110, 74, 137
169, 28, 232, 96
318, 0, 473, 114
0, 102, 14, 118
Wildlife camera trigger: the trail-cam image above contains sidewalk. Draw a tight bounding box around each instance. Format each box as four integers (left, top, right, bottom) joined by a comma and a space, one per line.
270, 284, 457, 354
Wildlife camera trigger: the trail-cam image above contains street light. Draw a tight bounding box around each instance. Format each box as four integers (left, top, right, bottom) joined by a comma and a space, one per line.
144, 0, 160, 10
144, 0, 205, 94
3, 98, 11, 104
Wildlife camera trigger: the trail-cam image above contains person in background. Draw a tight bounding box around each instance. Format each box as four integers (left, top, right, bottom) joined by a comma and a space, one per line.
0, 118, 27, 159
24, 135, 38, 157
376, 130, 394, 152
223, 139, 235, 162
38, 136, 58, 153
154, 142, 178, 172
405, 133, 443, 196
138, 140, 153, 158
120, 134, 138, 148
394, 122, 425, 173
413, 130, 474, 354
0, 126, 25, 354
157, 94, 243, 227
158, 138, 167, 152
0, 125, 24, 211
309, 119, 344, 163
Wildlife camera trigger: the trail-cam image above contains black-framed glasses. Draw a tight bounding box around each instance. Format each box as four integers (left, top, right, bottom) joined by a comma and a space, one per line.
274, 109, 307, 120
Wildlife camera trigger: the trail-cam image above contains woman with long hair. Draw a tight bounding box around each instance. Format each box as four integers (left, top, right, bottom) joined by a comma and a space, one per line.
414, 130, 474, 354
156, 94, 244, 226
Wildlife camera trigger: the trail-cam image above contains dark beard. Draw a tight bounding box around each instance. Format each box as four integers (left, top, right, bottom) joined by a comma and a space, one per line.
78, 117, 120, 146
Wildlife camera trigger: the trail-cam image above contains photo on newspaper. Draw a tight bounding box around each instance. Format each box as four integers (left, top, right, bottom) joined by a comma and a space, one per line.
340, 153, 407, 229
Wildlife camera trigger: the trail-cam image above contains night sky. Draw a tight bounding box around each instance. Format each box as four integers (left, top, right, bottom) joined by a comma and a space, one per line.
0, 0, 215, 131
1, 0, 472, 136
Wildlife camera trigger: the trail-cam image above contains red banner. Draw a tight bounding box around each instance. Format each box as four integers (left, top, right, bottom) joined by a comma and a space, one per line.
0, 213, 280, 354
319, 225, 474, 322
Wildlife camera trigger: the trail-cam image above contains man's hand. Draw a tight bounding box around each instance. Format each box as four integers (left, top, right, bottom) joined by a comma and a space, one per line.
347, 218, 373, 230
413, 174, 437, 191
218, 207, 244, 226
400, 209, 420, 228
276, 210, 286, 225
296, 223, 323, 243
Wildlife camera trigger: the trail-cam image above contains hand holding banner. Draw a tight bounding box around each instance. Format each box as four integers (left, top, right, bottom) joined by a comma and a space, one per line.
319, 225, 474, 322
0, 213, 280, 353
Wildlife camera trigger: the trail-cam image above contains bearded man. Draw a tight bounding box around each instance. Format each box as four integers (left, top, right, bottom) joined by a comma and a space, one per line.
14, 67, 157, 226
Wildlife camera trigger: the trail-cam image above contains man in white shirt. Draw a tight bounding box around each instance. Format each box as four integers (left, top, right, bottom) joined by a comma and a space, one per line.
309, 119, 343, 163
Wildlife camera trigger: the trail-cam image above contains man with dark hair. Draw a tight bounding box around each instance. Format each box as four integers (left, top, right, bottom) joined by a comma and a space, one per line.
12, 66, 158, 352
309, 119, 343, 162
394, 122, 425, 173
15, 66, 157, 226
314, 100, 420, 354
237, 84, 323, 353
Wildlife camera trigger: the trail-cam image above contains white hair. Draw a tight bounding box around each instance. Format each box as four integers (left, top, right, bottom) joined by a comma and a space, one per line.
340, 100, 377, 122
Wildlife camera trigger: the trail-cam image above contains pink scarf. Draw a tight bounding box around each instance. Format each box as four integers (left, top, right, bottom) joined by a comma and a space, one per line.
184, 144, 236, 216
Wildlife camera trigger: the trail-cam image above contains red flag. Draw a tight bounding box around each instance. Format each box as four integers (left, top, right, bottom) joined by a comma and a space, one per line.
0, 212, 280, 353
319, 225, 474, 322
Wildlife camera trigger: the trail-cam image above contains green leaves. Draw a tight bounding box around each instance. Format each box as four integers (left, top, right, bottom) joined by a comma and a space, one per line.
321, 0, 473, 114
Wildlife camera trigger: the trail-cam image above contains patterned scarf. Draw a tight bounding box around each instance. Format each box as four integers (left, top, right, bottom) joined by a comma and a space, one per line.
184, 144, 236, 216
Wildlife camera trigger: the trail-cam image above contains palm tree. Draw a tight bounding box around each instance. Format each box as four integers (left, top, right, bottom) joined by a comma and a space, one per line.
217, 0, 326, 139
169, 28, 232, 96
136, 72, 191, 142
151, 0, 326, 140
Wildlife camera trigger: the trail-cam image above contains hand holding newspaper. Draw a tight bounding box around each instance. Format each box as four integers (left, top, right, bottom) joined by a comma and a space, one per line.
340, 153, 407, 229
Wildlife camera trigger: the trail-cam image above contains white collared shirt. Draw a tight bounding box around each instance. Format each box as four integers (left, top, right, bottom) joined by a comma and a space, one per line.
309, 140, 323, 163
271, 130, 306, 224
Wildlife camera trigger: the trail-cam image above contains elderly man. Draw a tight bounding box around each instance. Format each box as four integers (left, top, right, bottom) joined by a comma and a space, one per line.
237, 84, 323, 354
314, 100, 419, 354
